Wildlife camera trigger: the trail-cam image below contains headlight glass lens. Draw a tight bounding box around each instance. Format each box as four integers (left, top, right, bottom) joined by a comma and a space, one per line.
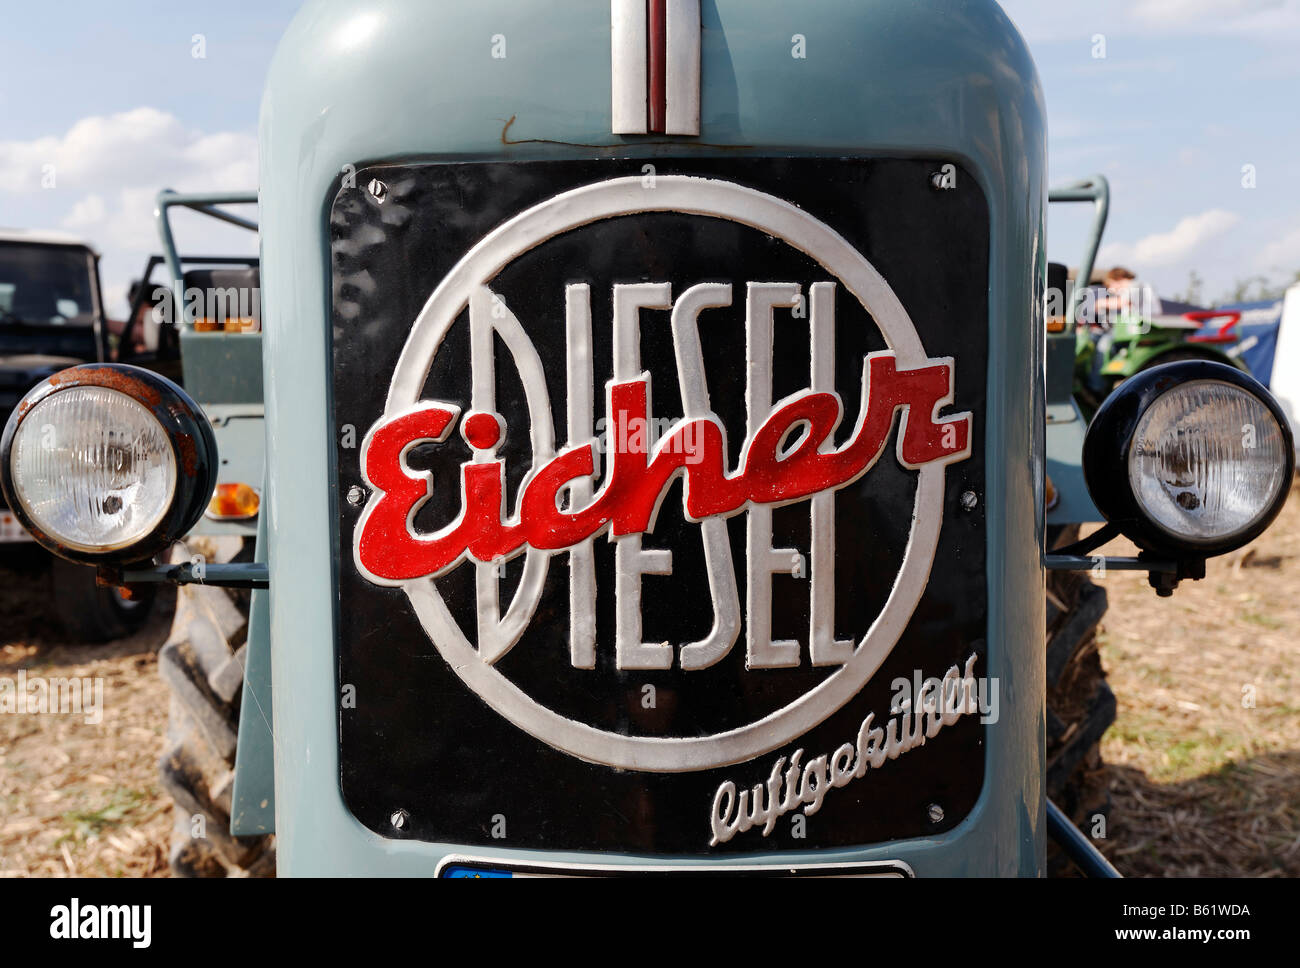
1129, 379, 1287, 544
11, 387, 177, 552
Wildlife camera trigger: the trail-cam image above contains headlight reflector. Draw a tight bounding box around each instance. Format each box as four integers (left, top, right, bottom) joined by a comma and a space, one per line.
1128, 380, 1288, 545
11, 386, 178, 552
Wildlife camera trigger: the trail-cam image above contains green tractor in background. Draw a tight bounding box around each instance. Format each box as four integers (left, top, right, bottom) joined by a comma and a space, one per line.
1049, 177, 1248, 418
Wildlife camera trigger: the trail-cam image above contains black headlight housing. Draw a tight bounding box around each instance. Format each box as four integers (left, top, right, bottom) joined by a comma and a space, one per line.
1083, 360, 1294, 560
0, 364, 218, 565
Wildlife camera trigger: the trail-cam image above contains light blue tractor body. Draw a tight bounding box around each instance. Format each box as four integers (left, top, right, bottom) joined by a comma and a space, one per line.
249, 0, 1048, 875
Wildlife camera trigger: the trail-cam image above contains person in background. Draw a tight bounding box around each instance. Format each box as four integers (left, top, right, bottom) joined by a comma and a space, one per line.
1097, 266, 1163, 336
1084, 267, 1162, 393
108, 280, 170, 361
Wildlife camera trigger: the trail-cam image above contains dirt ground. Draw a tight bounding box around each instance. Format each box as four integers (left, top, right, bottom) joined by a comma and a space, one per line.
0, 545, 174, 877
1, 485, 1297, 877
1089, 479, 1300, 877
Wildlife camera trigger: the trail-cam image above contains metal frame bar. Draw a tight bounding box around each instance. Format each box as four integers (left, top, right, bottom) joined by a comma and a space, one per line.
1048, 175, 1109, 326
154, 189, 258, 326
86, 247, 110, 364
113, 555, 1175, 589
116, 561, 269, 590
1046, 799, 1121, 877
1043, 522, 1179, 575
1044, 554, 1176, 573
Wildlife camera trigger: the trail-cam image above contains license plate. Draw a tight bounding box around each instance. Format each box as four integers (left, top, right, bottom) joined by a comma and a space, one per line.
330, 157, 989, 854
435, 855, 912, 878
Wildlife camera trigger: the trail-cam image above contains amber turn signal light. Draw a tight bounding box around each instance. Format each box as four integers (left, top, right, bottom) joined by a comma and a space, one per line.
206, 482, 260, 520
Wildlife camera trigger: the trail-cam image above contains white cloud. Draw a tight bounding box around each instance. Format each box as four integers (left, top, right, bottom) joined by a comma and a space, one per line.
1100, 209, 1241, 268
62, 193, 106, 229
0, 107, 255, 196
0, 108, 257, 316
1260, 226, 1300, 269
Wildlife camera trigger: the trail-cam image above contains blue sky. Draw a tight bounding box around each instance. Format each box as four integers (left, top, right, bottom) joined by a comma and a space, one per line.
2, 0, 1298, 314
1001, 0, 1300, 304
0, 1, 300, 313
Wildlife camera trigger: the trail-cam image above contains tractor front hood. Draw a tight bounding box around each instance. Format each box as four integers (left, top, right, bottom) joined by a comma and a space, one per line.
256, 0, 1047, 876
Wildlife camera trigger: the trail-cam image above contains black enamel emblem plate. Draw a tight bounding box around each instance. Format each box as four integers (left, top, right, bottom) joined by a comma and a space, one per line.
331, 157, 989, 854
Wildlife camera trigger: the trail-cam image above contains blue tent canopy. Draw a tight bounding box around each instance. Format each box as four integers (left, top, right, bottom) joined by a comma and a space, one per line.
1219, 299, 1285, 387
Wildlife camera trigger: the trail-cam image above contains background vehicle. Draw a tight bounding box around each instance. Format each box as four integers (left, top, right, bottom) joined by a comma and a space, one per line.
0, 230, 154, 640
1076, 305, 1249, 415
1044, 187, 1250, 418
1091, 310, 1245, 377
2, 0, 1294, 878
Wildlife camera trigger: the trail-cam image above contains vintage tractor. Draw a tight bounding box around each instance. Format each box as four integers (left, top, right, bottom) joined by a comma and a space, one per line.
2, 0, 1295, 877
1083, 308, 1248, 393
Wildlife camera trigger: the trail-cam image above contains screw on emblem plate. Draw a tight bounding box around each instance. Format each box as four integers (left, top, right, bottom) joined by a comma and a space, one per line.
368, 178, 388, 203
346, 485, 365, 507
390, 808, 409, 830
927, 803, 945, 823
960, 490, 978, 510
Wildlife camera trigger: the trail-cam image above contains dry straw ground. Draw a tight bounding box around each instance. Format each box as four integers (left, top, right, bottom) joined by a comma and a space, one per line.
0, 546, 173, 877
0, 485, 1297, 877
1091, 479, 1300, 877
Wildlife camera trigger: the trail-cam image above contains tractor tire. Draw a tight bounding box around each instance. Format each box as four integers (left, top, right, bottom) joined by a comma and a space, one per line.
1045, 525, 1117, 876
49, 555, 156, 643
157, 538, 275, 877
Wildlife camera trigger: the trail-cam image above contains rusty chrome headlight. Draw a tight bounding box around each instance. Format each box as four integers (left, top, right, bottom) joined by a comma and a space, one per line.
1084, 360, 1294, 558
0, 364, 217, 564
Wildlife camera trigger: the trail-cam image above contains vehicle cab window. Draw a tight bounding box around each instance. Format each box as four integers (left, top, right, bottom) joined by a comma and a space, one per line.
0, 242, 97, 326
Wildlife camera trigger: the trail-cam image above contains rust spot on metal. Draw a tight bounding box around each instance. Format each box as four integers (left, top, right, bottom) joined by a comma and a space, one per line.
17, 363, 201, 488
174, 432, 199, 478
37, 365, 200, 474
95, 564, 144, 598
47, 365, 164, 408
